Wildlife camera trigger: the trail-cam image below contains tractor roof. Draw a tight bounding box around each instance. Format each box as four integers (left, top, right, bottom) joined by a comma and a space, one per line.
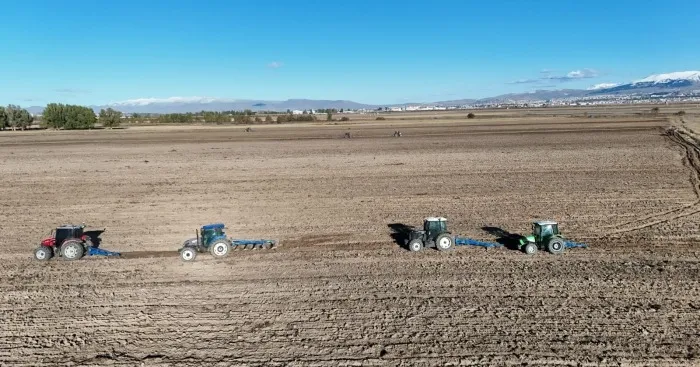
534, 220, 558, 226
58, 224, 82, 229
424, 217, 447, 222
202, 223, 225, 230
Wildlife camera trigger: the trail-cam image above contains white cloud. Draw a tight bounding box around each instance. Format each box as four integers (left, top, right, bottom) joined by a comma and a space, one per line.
509, 68, 600, 85
109, 96, 236, 106
566, 68, 598, 79
267, 61, 283, 69
508, 78, 539, 84
587, 83, 619, 90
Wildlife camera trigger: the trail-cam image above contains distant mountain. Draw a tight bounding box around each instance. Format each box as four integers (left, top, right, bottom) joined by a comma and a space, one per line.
102, 98, 376, 114
22, 70, 700, 114
472, 89, 588, 104
589, 71, 700, 95
25, 98, 377, 115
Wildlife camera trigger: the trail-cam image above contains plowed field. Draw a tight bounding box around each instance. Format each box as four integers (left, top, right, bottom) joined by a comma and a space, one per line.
1, 115, 699, 366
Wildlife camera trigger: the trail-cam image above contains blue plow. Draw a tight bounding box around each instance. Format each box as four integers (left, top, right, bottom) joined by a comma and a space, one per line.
87, 247, 121, 257
230, 239, 277, 249
565, 241, 588, 249
454, 237, 503, 248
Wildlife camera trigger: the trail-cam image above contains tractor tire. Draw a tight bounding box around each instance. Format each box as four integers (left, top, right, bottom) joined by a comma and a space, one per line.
436, 234, 454, 251
523, 242, 538, 255
34, 246, 53, 261
61, 240, 85, 260
547, 238, 566, 254
209, 240, 231, 258
180, 247, 197, 262
408, 239, 423, 252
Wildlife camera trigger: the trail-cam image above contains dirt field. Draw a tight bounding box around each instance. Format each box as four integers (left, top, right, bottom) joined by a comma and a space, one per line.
1, 110, 699, 366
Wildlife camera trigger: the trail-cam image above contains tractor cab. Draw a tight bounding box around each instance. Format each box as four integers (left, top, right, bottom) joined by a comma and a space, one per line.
519, 220, 566, 255
42, 224, 86, 247
424, 217, 448, 240
532, 220, 559, 243
55, 225, 84, 245
199, 223, 226, 248
407, 217, 454, 252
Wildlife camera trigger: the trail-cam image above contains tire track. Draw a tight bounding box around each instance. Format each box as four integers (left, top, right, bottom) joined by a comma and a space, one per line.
604, 126, 700, 237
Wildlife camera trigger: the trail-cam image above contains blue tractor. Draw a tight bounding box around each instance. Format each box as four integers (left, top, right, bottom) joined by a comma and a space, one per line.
178, 223, 277, 262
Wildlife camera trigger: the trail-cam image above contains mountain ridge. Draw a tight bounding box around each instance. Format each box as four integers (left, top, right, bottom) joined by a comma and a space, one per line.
23, 70, 700, 114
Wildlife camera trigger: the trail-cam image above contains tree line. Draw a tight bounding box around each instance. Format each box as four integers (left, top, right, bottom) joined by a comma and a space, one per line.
0, 105, 34, 130
1, 102, 356, 131
43, 103, 123, 129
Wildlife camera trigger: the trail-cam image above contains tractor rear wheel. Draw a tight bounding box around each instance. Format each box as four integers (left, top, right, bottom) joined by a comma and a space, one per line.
547, 238, 565, 254
523, 242, 538, 255
34, 246, 53, 261
408, 239, 423, 252
436, 234, 454, 251
61, 241, 85, 260
180, 247, 197, 262
209, 240, 231, 258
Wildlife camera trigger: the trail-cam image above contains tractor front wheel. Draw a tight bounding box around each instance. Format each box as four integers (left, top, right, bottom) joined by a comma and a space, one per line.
436, 234, 454, 251
408, 239, 423, 252
180, 247, 197, 262
523, 242, 538, 255
547, 238, 565, 254
34, 246, 53, 261
61, 241, 85, 260
209, 240, 231, 258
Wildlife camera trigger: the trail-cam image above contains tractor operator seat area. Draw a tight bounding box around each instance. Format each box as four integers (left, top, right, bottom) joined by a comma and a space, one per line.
201, 224, 225, 246
424, 217, 447, 236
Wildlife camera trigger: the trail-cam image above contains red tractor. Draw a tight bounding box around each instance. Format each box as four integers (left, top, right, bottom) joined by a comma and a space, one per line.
33, 224, 119, 261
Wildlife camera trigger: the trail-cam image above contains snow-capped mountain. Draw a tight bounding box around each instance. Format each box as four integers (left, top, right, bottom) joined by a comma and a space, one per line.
634, 71, 700, 84
590, 71, 700, 95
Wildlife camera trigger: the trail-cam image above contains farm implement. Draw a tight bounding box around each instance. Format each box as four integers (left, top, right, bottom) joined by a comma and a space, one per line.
33, 224, 121, 261
405, 217, 588, 255
179, 223, 277, 261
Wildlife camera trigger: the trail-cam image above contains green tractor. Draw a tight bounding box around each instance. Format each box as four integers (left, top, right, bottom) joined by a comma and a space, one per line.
518, 220, 566, 255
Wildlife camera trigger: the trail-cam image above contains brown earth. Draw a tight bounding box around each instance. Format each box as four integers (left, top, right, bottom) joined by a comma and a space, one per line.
1, 113, 699, 366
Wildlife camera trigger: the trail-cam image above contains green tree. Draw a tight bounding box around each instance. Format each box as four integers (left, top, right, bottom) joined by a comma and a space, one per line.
326, 112, 332, 121
99, 108, 123, 128
0, 107, 7, 130
264, 115, 273, 123
5, 105, 33, 130
42, 103, 66, 128
58, 104, 96, 129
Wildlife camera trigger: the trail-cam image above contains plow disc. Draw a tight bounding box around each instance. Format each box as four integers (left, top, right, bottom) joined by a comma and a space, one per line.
564, 241, 588, 249
87, 247, 121, 257
454, 237, 503, 248
230, 239, 277, 250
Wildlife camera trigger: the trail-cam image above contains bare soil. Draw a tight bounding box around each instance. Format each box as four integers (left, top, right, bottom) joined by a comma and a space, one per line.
1, 113, 699, 366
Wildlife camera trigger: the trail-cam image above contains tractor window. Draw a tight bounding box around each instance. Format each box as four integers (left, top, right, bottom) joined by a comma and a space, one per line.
533, 225, 540, 236
425, 221, 445, 234
541, 225, 553, 237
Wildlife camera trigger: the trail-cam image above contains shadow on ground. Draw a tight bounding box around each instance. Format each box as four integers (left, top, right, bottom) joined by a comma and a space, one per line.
387, 223, 416, 250
481, 226, 524, 251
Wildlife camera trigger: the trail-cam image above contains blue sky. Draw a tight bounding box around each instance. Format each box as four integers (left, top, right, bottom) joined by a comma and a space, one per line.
1, 0, 699, 106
